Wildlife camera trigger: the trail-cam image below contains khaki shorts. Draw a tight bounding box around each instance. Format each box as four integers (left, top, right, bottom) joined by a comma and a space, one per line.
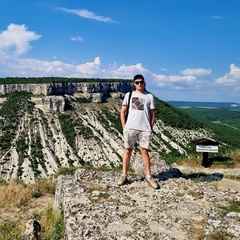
123, 128, 152, 149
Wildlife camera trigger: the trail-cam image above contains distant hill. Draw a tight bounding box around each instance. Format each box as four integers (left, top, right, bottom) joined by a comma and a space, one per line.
167, 101, 240, 110
167, 101, 240, 153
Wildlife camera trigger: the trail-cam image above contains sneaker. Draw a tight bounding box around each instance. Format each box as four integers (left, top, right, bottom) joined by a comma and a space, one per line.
145, 176, 159, 189
117, 175, 127, 186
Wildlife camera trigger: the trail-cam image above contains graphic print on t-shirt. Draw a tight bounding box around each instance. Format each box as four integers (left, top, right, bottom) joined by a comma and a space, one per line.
132, 97, 145, 110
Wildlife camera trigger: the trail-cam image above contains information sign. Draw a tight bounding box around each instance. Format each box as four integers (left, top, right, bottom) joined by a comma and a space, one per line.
196, 145, 218, 153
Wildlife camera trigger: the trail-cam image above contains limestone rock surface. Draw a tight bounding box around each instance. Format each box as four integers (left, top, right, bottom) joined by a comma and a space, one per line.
54, 158, 240, 240
0, 82, 132, 97
31, 96, 65, 112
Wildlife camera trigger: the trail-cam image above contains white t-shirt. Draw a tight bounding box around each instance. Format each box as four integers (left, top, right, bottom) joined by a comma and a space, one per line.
123, 91, 155, 132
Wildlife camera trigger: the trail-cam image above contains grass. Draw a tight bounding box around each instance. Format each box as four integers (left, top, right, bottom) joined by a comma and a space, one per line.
181, 172, 224, 183
198, 231, 235, 240
54, 166, 81, 177
0, 220, 21, 240
174, 149, 240, 169
0, 163, 121, 239
209, 181, 219, 190
0, 177, 63, 240
0, 179, 32, 208
219, 200, 240, 216
40, 207, 64, 240
55, 162, 122, 176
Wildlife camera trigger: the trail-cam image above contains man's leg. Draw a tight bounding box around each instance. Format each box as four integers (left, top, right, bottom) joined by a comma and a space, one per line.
122, 147, 133, 175
139, 131, 152, 176
140, 148, 158, 189
139, 147, 151, 176
118, 147, 133, 186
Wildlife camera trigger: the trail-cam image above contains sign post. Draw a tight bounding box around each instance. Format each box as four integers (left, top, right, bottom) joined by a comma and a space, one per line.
193, 138, 219, 167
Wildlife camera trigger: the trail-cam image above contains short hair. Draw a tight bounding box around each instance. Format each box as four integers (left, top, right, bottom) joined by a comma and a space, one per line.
133, 74, 144, 81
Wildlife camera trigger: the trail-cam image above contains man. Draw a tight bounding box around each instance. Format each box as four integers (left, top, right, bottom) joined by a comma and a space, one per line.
117, 74, 159, 189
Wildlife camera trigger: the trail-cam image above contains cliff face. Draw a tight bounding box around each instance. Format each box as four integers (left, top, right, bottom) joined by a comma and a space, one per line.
0, 82, 132, 112
0, 81, 132, 97
31, 96, 65, 112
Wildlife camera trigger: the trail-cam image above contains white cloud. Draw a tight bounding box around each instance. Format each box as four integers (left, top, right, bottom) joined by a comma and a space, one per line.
45, 60, 76, 74
229, 63, 240, 78
215, 64, 240, 86
0, 23, 41, 56
0, 55, 103, 77
152, 74, 168, 87
109, 63, 149, 79
0, 55, 75, 77
57, 7, 119, 23
76, 57, 101, 75
209, 16, 223, 19
169, 75, 196, 83
153, 73, 196, 87
181, 68, 211, 76
70, 36, 83, 41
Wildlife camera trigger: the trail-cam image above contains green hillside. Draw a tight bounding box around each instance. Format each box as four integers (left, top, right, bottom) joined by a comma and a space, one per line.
180, 107, 240, 150
154, 98, 204, 129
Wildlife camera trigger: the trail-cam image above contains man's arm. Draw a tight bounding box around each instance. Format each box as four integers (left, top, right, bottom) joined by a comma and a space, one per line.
120, 105, 128, 129
150, 109, 155, 130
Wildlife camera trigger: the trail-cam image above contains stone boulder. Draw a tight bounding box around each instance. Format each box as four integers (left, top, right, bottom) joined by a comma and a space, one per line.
21, 220, 41, 240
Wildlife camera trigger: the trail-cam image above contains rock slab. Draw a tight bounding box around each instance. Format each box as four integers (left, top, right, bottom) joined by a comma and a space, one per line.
54, 161, 240, 239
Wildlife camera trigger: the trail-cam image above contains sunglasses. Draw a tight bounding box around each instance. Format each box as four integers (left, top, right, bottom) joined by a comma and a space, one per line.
135, 80, 144, 85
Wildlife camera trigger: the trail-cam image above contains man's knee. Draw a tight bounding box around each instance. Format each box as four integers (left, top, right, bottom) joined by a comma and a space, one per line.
139, 147, 149, 154
125, 148, 133, 155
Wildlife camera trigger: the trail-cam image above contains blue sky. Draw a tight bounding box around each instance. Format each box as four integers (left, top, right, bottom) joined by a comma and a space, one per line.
0, 0, 240, 103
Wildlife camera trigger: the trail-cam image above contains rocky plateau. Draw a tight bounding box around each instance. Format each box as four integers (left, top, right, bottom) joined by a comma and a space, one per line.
53, 155, 240, 240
